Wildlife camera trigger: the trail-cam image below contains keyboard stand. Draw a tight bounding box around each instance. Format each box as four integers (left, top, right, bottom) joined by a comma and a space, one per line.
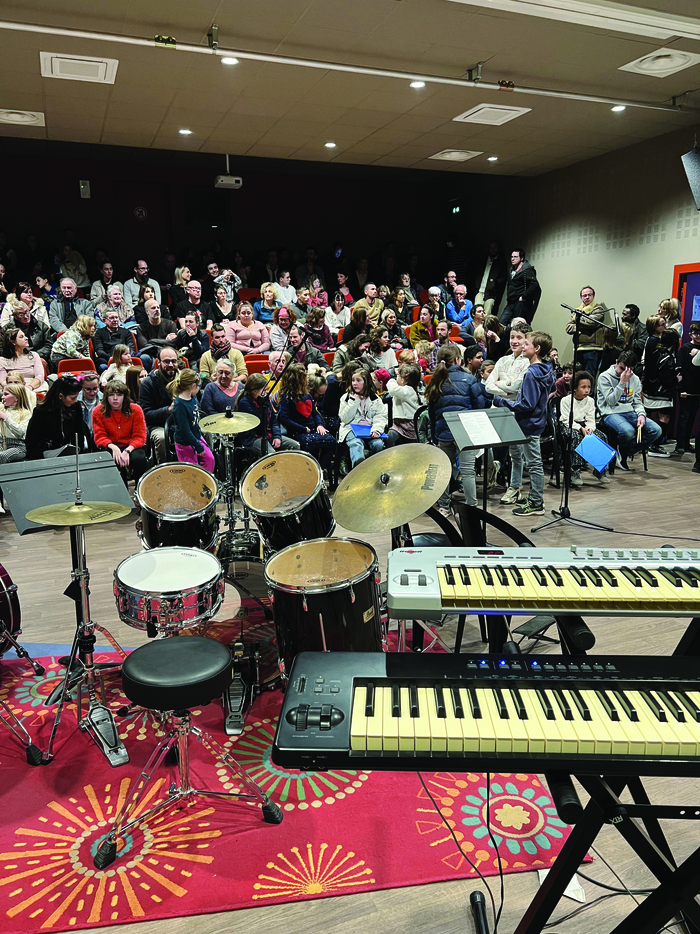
514, 775, 700, 934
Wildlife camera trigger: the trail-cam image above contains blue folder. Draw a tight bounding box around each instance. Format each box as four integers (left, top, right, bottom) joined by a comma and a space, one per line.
574, 433, 616, 472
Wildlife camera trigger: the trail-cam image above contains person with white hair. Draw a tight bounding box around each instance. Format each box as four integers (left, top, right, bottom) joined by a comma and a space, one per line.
424, 286, 447, 322
47, 278, 94, 334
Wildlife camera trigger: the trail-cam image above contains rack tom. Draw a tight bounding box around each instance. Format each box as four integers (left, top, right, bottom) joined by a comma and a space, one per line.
136, 464, 219, 550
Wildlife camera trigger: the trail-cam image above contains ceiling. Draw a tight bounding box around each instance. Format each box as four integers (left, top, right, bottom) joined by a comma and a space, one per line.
1, 0, 700, 176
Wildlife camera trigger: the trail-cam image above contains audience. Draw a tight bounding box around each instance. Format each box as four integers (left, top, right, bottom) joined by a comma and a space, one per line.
175, 313, 210, 369
410, 307, 437, 347
1, 294, 53, 363
675, 321, 700, 456
339, 367, 387, 468
168, 369, 215, 472
385, 362, 424, 446
48, 278, 94, 334
0, 383, 33, 464
559, 370, 611, 485
138, 345, 179, 462
1, 282, 50, 329
92, 378, 148, 483
254, 282, 281, 324
135, 299, 177, 370
50, 315, 96, 365
90, 260, 122, 304
77, 371, 102, 428
278, 362, 336, 472
123, 259, 161, 309
237, 373, 300, 456
0, 327, 48, 392
224, 302, 271, 355
304, 307, 334, 352
25, 374, 93, 458
92, 308, 134, 372
201, 358, 243, 415
100, 343, 134, 386
597, 350, 662, 471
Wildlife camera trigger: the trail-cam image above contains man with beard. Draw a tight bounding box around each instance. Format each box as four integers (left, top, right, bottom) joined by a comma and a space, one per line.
138, 345, 179, 463
123, 258, 162, 308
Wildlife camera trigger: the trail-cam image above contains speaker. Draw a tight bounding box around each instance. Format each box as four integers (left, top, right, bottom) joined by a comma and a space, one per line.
682, 148, 700, 210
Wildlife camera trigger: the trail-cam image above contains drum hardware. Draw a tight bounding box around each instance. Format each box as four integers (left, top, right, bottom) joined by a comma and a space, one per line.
223, 639, 262, 736
0, 698, 43, 765
0, 567, 45, 677
26, 445, 130, 768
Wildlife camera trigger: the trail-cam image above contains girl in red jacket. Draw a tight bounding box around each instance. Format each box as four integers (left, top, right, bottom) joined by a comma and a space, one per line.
92, 378, 148, 483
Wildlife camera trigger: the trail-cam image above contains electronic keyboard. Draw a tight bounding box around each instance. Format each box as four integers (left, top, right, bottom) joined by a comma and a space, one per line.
272, 651, 700, 776
386, 546, 700, 618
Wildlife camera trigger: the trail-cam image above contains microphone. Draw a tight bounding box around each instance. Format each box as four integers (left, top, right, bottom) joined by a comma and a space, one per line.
470, 891, 490, 934
556, 614, 595, 652
560, 303, 577, 313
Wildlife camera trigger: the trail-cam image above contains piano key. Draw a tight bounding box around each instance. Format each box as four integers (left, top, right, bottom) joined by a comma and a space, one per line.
434, 684, 447, 718
510, 686, 527, 719
596, 689, 621, 722
350, 686, 368, 752
437, 566, 457, 608
654, 691, 685, 722
561, 689, 596, 754
529, 689, 563, 753
455, 688, 480, 752
569, 567, 588, 587
535, 688, 555, 720
493, 565, 509, 587
481, 689, 513, 752
568, 686, 592, 721
677, 690, 700, 722
620, 566, 642, 588
500, 690, 529, 753
409, 683, 420, 718
531, 566, 548, 587
391, 683, 401, 718
624, 690, 666, 755
440, 688, 464, 752
507, 564, 524, 587
467, 686, 482, 719
673, 567, 698, 588
365, 681, 375, 717
545, 565, 564, 587
398, 687, 415, 752
582, 565, 603, 587
425, 686, 448, 752
550, 687, 573, 720
581, 691, 625, 754
444, 564, 455, 586
608, 696, 648, 756
544, 689, 578, 754
612, 690, 639, 722
640, 690, 667, 722
648, 693, 698, 755
480, 566, 494, 587
597, 566, 618, 588
451, 684, 464, 718
493, 686, 509, 719
458, 564, 471, 586
366, 686, 384, 751
414, 688, 432, 752
634, 566, 658, 587
380, 687, 398, 752
658, 567, 683, 588
474, 689, 500, 752
516, 690, 547, 753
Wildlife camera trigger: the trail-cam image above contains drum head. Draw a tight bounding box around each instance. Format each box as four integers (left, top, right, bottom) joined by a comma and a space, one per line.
137, 464, 218, 518
240, 451, 321, 515
116, 548, 221, 593
265, 538, 376, 591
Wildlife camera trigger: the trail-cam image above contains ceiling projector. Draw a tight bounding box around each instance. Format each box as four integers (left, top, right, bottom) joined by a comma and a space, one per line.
215, 175, 243, 189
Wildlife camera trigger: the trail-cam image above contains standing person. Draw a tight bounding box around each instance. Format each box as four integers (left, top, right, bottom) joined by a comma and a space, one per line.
565, 286, 607, 376
90, 261, 123, 305
491, 330, 556, 516
0, 384, 33, 464
385, 362, 424, 447
474, 240, 507, 316
559, 370, 611, 486
622, 303, 647, 359
338, 368, 387, 468
167, 369, 215, 472
278, 362, 336, 471
501, 248, 541, 327
597, 350, 662, 471
236, 374, 300, 456
123, 259, 161, 309
675, 321, 700, 456
92, 379, 148, 483
640, 315, 676, 454
25, 374, 93, 459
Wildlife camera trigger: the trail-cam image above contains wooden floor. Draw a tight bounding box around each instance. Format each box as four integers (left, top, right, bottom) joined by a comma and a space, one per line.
1, 449, 699, 934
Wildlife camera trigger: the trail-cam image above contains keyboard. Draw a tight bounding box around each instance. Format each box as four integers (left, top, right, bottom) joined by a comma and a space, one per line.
271, 651, 700, 775
386, 546, 700, 618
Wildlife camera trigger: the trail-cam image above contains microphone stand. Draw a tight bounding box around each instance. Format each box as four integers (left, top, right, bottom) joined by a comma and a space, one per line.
532, 303, 616, 534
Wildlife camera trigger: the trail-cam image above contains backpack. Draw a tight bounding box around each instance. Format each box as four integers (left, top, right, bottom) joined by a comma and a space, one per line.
641, 339, 675, 397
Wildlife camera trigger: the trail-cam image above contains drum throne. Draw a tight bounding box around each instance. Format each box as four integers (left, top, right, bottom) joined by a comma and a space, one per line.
93, 636, 283, 869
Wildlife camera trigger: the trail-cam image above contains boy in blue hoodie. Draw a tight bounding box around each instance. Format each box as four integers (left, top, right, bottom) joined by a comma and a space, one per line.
492, 330, 555, 516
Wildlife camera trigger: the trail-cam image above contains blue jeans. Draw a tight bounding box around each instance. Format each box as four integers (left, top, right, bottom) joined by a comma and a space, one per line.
580, 351, 601, 378
510, 435, 544, 508
437, 441, 480, 508
603, 412, 661, 455
346, 431, 384, 466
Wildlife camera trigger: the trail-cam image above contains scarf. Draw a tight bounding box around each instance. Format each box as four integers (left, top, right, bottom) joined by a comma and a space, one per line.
211, 339, 233, 360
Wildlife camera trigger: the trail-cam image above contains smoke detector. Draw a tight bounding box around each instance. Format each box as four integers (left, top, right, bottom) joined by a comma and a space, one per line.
429, 149, 483, 162
453, 103, 531, 125
40, 51, 119, 84
619, 48, 700, 78
0, 109, 45, 126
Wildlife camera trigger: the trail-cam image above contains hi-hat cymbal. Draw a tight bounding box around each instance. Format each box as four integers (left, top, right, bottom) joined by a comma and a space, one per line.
200, 412, 260, 435
26, 501, 132, 527
332, 445, 451, 533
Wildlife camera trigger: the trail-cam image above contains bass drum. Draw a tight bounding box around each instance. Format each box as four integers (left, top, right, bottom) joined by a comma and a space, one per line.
240, 451, 334, 553
0, 564, 21, 657
264, 538, 383, 677
136, 464, 219, 550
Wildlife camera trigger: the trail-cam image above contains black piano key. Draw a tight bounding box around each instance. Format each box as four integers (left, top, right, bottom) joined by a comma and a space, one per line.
409, 683, 419, 718
673, 567, 698, 589
569, 687, 592, 721
569, 567, 587, 588
532, 567, 547, 587
493, 565, 509, 587
493, 686, 508, 719
535, 688, 555, 720
685, 567, 700, 584
596, 689, 620, 722
635, 566, 658, 588
545, 565, 563, 587
480, 567, 494, 587
458, 564, 471, 586
658, 567, 683, 588
620, 567, 642, 587
445, 564, 456, 586
552, 688, 573, 720
582, 565, 603, 586
598, 567, 618, 588
640, 690, 667, 722
507, 565, 524, 587
451, 684, 464, 718
365, 682, 375, 717
674, 691, 700, 722
468, 687, 482, 719
510, 686, 527, 719
434, 684, 447, 718
656, 691, 685, 722
613, 690, 639, 722
391, 683, 401, 717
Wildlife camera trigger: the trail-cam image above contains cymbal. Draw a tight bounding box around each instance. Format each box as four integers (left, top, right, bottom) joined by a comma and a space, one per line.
332, 445, 452, 533
26, 501, 132, 527
200, 412, 260, 435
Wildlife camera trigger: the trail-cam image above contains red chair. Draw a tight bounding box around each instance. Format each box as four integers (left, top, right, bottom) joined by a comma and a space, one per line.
245, 353, 269, 362
36, 392, 45, 401
404, 325, 412, 340
450, 324, 461, 339
423, 374, 432, 385
245, 359, 270, 375
41, 358, 48, 379
419, 289, 429, 306
57, 358, 95, 375
337, 328, 344, 344
412, 306, 422, 322
238, 288, 260, 303
108, 356, 142, 367
323, 352, 335, 366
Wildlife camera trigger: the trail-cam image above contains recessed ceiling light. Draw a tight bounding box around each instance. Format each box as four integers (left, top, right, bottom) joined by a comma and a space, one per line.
221, 57, 239, 65
487, 156, 499, 162
39, 51, 119, 84
0, 109, 45, 126
611, 105, 626, 113
429, 149, 483, 162
325, 141, 336, 149
179, 128, 193, 136
410, 81, 426, 89
619, 48, 700, 79
453, 103, 531, 125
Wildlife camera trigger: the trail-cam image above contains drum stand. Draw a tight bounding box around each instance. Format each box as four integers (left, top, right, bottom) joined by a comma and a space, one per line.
43, 522, 129, 767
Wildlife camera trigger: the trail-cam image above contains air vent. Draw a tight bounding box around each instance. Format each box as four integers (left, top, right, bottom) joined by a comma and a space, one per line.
0, 109, 45, 126
40, 52, 119, 84
618, 48, 700, 79
429, 149, 483, 162
453, 103, 531, 125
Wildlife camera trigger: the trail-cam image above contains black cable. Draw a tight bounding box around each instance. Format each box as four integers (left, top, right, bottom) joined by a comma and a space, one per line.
576, 869, 652, 895
485, 772, 505, 934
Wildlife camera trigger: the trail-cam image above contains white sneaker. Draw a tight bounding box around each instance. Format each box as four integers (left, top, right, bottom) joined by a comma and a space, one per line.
500, 486, 523, 505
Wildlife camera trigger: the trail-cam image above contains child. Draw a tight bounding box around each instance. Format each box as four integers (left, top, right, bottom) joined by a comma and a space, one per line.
167, 369, 215, 472
100, 343, 132, 386
278, 362, 336, 470
339, 367, 387, 467
414, 340, 433, 376
386, 362, 424, 446
237, 373, 300, 457
492, 330, 556, 516
471, 359, 495, 409
675, 321, 700, 455
559, 369, 610, 485
553, 363, 574, 399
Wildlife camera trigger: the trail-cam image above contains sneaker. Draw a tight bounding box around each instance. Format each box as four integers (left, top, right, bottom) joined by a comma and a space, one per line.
512, 499, 545, 516
673, 446, 686, 456
593, 469, 611, 484
500, 486, 523, 505
648, 445, 671, 457
437, 507, 453, 520
616, 452, 633, 471
570, 473, 583, 487
487, 459, 501, 490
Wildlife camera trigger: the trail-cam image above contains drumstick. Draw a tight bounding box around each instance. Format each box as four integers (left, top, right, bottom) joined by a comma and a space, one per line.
636, 424, 642, 444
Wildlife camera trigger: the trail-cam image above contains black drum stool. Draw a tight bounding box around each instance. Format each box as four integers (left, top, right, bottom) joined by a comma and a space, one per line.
93, 636, 282, 869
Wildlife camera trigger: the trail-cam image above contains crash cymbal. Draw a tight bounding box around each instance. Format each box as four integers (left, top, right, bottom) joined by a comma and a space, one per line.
200, 412, 260, 435
332, 445, 451, 533
26, 501, 132, 527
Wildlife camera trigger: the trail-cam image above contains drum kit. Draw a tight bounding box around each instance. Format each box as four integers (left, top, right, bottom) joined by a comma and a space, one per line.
2, 414, 451, 767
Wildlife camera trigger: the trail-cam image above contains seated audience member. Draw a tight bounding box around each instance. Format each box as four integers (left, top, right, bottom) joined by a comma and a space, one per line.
0, 327, 48, 392
173, 280, 217, 330
50, 315, 96, 365
378, 284, 392, 305
95, 285, 135, 330
169, 266, 191, 308
132, 284, 158, 328
366, 325, 398, 372
175, 313, 210, 369
597, 350, 662, 470
1, 282, 50, 329
459, 303, 485, 339
213, 284, 235, 325
224, 302, 271, 355
213, 267, 242, 303
25, 374, 93, 459
641, 315, 676, 453
559, 370, 610, 485
473, 325, 487, 354
138, 346, 179, 463
397, 271, 419, 304
100, 343, 133, 386
307, 276, 328, 308
381, 307, 409, 352
675, 321, 700, 456
237, 373, 301, 457
57, 243, 89, 289
135, 299, 177, 371
385, 362, 424, 446
92, 379, 148, 483
4, 371, 37, 409
471, 359, 496, 409
269, 306, 297, 352
438, 270, 457, 306
386, 287, 413, 326
332, 333, 372, 376
123, 259, 162, 309
325, 292, 351, 338
168, 369, 215, 472
553, 363, 575, 399
48, 278, 94, 334
410, 306, 438, 347
278, 362, 336, 471
92, 309, 134, 372
352, 282, 384, 327
339, 367, 387, 468
77, 371, 102, 429
446, 284, 473, 325
424, 286, 447, 323
90, 260, 122, 305
304, 307, 334, 352
295, 247, 325, 291
261, 350, 290, 412
201, 359, 243, 415
291, 286, 312, 323
35, 274, 57, 305
659, 298, 683, 338
308, 366, 330, 414
429, 320, 460, 369
341, 305, 370, 347
274, 269, 296, 306
254, 282, 282, 325
125, 364, 147, 407
414, 340, 434, 376
335, 270, 354, 306
287, 326, 327, 370
2, 293, 53, 363
0, 383, 33, 463
199, 323, 247, 383
396, 348, 416, 366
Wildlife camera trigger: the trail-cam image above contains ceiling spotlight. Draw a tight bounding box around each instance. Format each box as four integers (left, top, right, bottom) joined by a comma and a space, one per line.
325, 141, 336, 149
221, 56, 239, 65
611, 105, 626, 113
410, 81, 426, 89
179, 128, 193, 136
487, 156, 499, 162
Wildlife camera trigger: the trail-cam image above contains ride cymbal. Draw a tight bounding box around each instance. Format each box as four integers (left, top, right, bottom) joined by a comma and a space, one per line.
26, 501, 132, 527
200, 412, 260, 435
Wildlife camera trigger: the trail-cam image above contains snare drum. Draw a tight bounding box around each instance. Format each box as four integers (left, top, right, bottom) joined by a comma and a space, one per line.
264, 538, 383, 677
240, 451, 334, 553
114, 548, 224, 635
136, 464, 219, 550
0, 564, 21, 657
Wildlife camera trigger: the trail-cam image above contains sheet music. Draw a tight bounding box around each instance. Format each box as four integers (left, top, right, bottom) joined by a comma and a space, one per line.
458, 411, 501, 446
